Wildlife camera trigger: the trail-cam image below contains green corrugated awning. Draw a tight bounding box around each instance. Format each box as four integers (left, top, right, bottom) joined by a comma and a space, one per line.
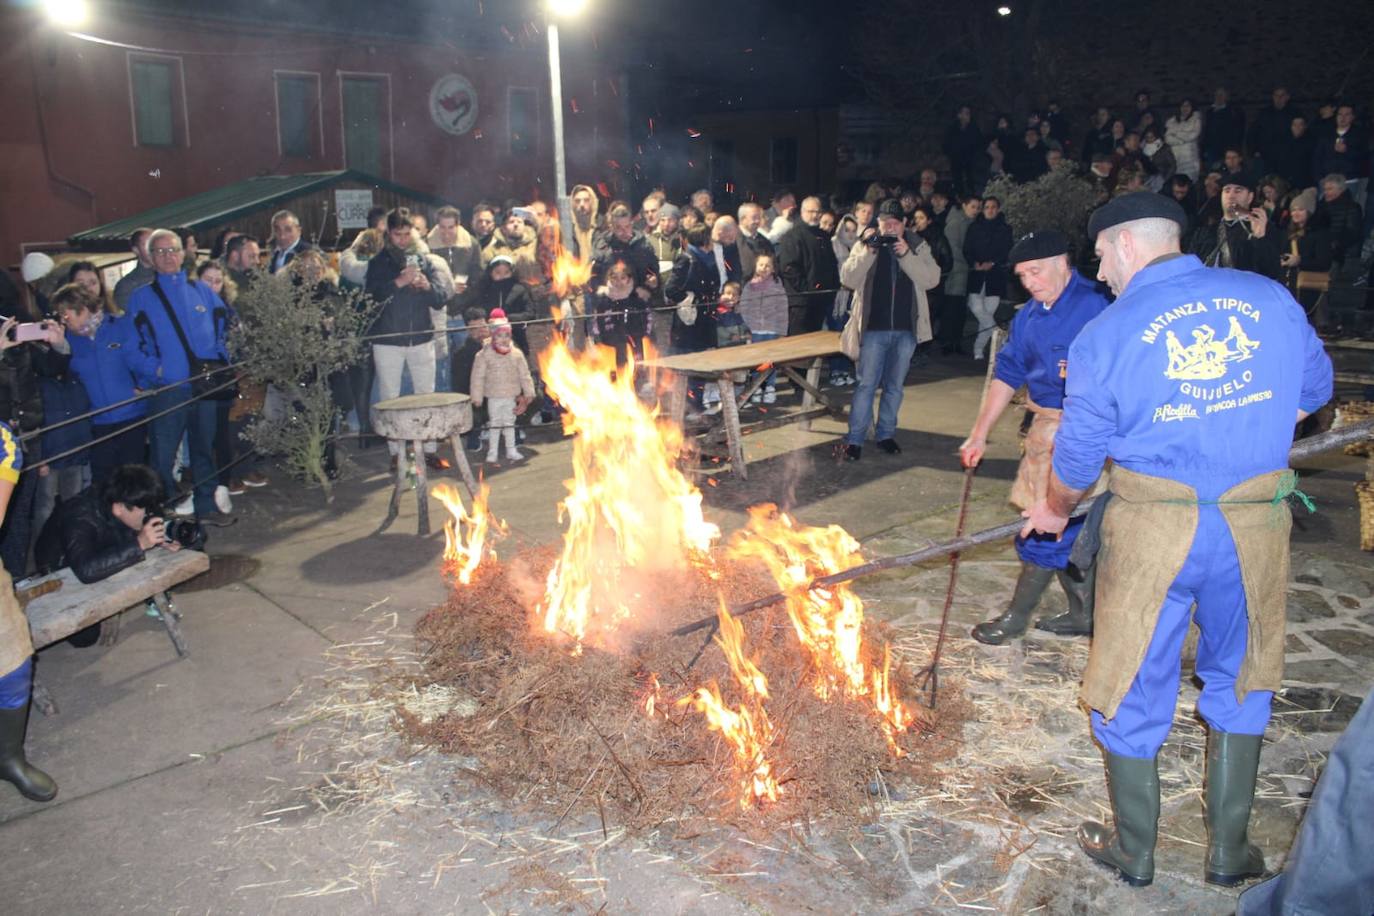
67, 170, 446, 250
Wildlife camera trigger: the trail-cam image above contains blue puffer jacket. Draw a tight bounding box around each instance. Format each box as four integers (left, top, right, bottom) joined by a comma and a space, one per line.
67, 316, 149, 426
125, 271, 232, 387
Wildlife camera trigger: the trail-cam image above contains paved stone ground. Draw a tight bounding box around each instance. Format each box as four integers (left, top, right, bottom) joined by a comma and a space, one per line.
1, 353, 1369, 914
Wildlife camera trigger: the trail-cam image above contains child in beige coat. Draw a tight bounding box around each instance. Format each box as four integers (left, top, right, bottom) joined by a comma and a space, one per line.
470, 308, 535, 464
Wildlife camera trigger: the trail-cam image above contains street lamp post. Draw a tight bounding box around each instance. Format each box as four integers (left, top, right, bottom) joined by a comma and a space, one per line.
545, 0, 586, 261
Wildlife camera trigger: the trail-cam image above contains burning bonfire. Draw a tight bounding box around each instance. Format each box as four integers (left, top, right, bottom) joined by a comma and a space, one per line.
404, 268, 965, 824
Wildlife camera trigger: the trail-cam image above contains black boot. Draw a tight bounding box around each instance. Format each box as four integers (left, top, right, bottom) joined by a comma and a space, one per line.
1036, 566, 1096, 636
1078, 752, 1158, 887
0, 705, 57, 802
1204, 731, 1266, 886
971, 564, 1055, 645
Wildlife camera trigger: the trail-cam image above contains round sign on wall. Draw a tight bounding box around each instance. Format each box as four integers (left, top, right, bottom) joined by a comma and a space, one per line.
430, 74, 479, 135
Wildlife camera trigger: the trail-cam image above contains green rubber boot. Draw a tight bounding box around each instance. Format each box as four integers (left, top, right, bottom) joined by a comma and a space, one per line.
971, 564, 1055, 645
1204, 731, 1266, 886
1078, 752, 1159, 887
0, 705, 57, 802
1036, 566, 1096, 636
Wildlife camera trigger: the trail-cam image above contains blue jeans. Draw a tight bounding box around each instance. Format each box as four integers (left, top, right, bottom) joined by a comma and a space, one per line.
750, 331, 780, 388
845, 330, 916, 445
0, 657, 32, 709
1092, 507, 1273, 758
149, 386, 218, 516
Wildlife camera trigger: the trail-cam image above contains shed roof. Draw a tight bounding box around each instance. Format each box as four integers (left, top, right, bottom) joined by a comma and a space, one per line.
68, 170, 445, 250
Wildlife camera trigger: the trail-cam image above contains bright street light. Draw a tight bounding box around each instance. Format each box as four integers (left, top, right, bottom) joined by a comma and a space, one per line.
547, 0, 588, 17
43, 0, 90, 26
996, 5, 1012, 15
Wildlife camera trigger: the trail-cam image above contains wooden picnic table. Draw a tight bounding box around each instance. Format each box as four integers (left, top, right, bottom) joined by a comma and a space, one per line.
644, 331, 846, 479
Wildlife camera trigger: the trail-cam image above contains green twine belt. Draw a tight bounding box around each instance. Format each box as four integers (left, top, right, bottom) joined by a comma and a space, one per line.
1152, 470, 1317, 523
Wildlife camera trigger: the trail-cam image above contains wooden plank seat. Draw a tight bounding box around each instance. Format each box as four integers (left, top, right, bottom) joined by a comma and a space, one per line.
643, 331, 847, 479
22, 548, 210, 714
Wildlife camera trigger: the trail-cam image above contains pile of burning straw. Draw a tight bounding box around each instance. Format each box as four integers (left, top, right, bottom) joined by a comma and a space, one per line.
399, 314, 969, 830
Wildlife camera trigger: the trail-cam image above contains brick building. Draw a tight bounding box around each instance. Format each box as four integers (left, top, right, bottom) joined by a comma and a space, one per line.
2, 1, 629, 266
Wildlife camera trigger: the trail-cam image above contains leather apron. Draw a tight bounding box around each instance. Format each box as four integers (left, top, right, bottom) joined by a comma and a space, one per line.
1008, 398, 1106, 511
1081, 466, 1292, 720
0, 567, 33, 676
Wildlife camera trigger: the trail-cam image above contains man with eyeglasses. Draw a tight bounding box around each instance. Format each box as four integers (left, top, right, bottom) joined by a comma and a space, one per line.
125, 229, 234, 517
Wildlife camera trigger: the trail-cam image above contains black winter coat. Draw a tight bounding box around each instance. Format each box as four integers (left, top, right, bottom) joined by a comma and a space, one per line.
365, 246, 445, 347
775, 222, 840, 330
590, 230, 660, 291
55, 489, 145, 584
962, 215, 1014, 299
1316, 193, 1364, 262
665, 247, 722, 352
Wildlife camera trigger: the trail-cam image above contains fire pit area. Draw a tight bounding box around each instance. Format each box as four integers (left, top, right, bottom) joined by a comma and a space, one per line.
395, 331, 972, 830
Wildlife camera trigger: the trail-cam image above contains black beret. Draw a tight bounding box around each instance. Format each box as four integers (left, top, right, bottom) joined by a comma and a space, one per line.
877, 198, 905, 220
1218, 170, 1255, 191
1009, 228, 1070, 265
1087, 191, 1188, 238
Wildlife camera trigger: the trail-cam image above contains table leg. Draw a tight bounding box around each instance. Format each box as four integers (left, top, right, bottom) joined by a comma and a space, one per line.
802, 356, 823, 430
666, 374, 688, 428
717, 371, 747, 480
413, 439, 430, 536
31, 681, 57, 717
150, 591, 189, 658
378, 438, 404, 534
449, 434, 479, 499
98, 610, 123, 646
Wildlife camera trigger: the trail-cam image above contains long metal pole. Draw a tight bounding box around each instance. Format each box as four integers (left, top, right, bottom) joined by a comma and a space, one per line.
670, 417, 1374, 638
547, 22, 574, 254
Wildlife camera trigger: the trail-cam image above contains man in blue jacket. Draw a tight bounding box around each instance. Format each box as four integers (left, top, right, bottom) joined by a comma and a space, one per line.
126, 228, 233, 517
1022, 193, 1333, 889
959, 229, 1109, 644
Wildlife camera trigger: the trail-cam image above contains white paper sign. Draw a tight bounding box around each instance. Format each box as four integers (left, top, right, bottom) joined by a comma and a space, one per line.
335, 189, 374, 230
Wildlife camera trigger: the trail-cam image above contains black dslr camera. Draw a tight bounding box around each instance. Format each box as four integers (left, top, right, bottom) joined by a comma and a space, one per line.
865, 233, 899, 249
161, 515, 208, 551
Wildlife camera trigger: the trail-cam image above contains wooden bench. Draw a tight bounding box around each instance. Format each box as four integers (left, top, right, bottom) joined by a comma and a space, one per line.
23, 548, 211, 714
644, 331, 847, 479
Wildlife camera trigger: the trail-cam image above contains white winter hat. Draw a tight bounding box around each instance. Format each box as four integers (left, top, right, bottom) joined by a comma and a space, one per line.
21, 252, 54, 283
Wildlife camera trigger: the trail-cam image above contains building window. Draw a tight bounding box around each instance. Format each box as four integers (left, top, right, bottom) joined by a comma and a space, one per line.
509, 88, 537, 157
341, 75, 387, 177
770, 137, 798, 186
129, 56, 178, 147
276, 73, 320, 159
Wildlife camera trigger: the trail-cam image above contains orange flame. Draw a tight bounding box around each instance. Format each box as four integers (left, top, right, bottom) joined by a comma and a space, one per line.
433, 481, 507, 585
677, 603, 781, 807
727, 505, 913, 753
536, 339, 719, 650
643, 673, 661, 718
549, 250, 593, 302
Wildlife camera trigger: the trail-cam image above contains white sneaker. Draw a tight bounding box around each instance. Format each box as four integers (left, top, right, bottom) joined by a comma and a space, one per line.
213, 485, 233, 514
749, 391, 762, 404
173, 494, 195, 516
763, 387, 777, 404
530, 413, 545, 426
508, 448, 525, 461
703, 403, 723, 416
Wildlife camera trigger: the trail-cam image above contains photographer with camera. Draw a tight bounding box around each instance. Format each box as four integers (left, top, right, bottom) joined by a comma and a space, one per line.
52, 463, 185, 584
1187, 173, 1282, 279
838, 199, 941, 461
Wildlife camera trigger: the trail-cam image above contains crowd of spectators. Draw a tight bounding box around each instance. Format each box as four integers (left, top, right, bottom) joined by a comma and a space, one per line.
0, 82, 1369, 581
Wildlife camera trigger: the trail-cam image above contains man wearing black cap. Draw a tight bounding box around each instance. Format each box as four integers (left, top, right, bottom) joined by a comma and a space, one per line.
1021, 191, 1332, 889
959, 229, 1109, 645
838, 199, 941, 461
1187, 172, 1282, 280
